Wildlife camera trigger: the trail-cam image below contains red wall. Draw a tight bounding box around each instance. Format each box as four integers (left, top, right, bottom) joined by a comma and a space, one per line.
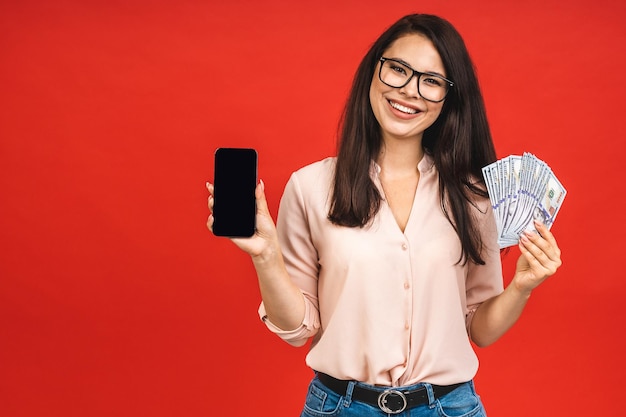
1, 1, 625, 415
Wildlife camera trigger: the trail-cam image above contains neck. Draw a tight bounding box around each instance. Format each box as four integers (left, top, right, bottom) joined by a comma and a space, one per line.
377, 137, 423, 175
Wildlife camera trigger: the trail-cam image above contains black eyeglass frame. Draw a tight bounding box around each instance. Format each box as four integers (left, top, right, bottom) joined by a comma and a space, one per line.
378, 57, 454, 103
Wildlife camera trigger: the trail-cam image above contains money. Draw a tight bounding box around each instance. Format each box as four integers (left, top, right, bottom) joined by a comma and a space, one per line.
482, 153, 567, 248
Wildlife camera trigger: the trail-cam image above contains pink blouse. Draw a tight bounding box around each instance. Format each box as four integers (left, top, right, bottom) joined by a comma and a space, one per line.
259, 154, 503, 386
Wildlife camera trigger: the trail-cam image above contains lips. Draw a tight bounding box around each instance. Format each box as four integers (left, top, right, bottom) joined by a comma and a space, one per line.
388, 99, 420, 115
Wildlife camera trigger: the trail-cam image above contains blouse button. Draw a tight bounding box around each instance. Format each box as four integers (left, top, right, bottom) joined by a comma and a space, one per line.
404, 282, 410, 290
401, 243, 408, 250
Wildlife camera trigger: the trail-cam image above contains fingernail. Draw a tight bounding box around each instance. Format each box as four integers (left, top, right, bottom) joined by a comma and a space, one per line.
259, 179, 265, 191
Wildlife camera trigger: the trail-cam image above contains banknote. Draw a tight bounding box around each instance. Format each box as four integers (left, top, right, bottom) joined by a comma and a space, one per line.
482, 153, 567, 248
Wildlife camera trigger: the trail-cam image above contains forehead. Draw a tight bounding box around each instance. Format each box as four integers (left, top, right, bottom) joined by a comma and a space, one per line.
383, 33, 445, 74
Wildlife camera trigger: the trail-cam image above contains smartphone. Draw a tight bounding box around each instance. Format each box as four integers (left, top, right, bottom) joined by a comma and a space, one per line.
212, 147, 258, 237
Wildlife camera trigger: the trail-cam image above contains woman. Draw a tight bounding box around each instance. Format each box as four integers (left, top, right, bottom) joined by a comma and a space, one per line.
207, 14, 561, 417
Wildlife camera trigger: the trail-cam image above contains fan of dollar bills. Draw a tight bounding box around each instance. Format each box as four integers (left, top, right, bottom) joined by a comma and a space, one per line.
482, 152, 567, 249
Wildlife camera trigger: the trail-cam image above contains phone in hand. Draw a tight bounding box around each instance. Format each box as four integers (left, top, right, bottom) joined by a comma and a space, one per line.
212, 147, 258, 237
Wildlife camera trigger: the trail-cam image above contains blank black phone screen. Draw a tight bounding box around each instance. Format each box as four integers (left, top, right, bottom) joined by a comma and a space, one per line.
212, 148, 257, 237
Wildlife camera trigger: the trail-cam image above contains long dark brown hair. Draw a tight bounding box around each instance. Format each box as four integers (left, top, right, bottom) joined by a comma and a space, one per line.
328, 14, 497, 265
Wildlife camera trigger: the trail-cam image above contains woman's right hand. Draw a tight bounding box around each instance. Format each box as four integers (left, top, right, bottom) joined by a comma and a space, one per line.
208, 180, 305, 330
206, 180, 279, 258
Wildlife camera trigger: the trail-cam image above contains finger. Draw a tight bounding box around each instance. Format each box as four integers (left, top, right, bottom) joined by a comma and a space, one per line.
206, 182, 215, 212
518, 241, 551, 278
518, 240, 541, 267
533, 221, 560, 253
206, 214, 214, 232
520, 234, 561, 275
520, 234, 549, 264
523, 226, 561, 261
254, 179, 270, 215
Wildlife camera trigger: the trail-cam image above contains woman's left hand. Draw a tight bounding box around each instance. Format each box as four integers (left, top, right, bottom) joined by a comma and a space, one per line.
513, 220, 562, 294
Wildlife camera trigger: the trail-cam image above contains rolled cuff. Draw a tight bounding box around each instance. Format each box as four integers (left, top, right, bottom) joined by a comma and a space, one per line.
258, 299, 319, 347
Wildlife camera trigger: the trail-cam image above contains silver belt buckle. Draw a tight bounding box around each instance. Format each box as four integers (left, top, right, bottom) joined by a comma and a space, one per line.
377, 389, 407, 414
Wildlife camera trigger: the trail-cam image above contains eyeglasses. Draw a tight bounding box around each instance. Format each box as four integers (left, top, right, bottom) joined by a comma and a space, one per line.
378, 57, 454, 103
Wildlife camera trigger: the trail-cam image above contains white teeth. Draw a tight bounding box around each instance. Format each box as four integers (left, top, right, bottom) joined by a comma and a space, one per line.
389, 101, 418, 114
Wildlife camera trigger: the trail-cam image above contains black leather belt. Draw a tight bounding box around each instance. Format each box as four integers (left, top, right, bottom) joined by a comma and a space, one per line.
317, 372, 464, 414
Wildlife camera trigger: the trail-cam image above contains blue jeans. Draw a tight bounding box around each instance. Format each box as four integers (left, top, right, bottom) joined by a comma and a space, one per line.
300, 374, 487, 417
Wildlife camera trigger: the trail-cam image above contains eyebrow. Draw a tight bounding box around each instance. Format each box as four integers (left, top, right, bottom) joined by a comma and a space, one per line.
388, 57, 447, 78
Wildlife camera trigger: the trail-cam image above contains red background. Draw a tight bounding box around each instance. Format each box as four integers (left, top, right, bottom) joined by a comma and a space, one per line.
1, 0, 625, 415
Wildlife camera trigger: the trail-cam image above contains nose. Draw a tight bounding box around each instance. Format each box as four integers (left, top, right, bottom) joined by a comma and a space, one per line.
398, 73, 420, 98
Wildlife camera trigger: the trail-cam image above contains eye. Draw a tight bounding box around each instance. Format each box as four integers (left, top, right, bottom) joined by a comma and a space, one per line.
388, 63, 408, 76
422, 76, 445, 87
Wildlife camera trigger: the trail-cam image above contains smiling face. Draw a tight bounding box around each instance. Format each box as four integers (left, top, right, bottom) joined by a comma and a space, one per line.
369, 33, 447, 145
